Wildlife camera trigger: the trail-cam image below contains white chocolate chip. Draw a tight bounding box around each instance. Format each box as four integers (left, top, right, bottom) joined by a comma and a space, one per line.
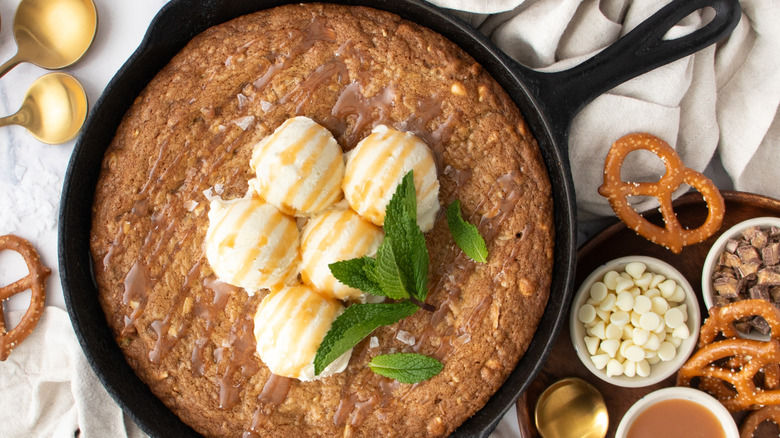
658, 279, 677, 298
615, 277, 635, 294
670, 285, 686, 303
639, 312, 661, 331
588, 321, 607, 339
636, 359, 651, 377
615, 291, 635, 312
650, 296, 669, 314
578, 304, 597, 324
584, 336, 600, 355
603, 272, 620, 291
632, 328, 650, 346
619, 340, 634, 357
606, 323, 623, 340
629, 286, 642, 297
600, 339, 620, 358
596, 308, 611, 322
599, 293, 617, 312
652, 318, 666, 334
644, 288, 661, 299
591, 354, 610, 370
644, 333, 661, 351
633, 295, 652, 314
664, 307, 685, 329
624, 360, 637, 377
610, 311, 630, 327
675, 304, 688, 322
649, 274, 666, 290
647, 356, 661, 365
630, 311, 642, 327
673, 323, 690, 340
658, 342, 676, 361
634, 272, 653, 290
625, 345, 646, 363
669, 335, 683, 348
590, 281, 609, 302
606, 359, 624, 377
622, 325, 634, 341
625, 262, 646, 279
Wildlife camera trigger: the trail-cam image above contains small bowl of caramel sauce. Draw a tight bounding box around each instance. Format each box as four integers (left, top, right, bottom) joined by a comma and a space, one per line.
615, 387, 738, 438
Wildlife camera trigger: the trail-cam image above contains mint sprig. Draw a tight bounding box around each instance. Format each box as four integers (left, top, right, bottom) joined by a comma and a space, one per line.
446, 200, 488, 263
313, 301, 418, 375
368, 353, 443, 384
317, 170, 486, 382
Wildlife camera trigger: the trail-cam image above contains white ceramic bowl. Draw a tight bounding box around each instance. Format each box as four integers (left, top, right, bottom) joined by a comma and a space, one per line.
615, 387, 739, 438
570, 256, 701, 387
702, 216, 780, 311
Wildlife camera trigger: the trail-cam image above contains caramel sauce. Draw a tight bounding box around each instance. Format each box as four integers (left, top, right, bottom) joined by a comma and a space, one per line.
626, 399, 726, 438
243, 374, 293, 437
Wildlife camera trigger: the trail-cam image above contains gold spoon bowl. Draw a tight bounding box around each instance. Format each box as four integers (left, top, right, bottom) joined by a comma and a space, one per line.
0, 0, 97, 77
0, 72, 88, 144
535, 377, 609, 438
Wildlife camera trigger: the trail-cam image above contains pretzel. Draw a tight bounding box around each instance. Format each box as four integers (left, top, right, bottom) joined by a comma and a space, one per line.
740, 405, 780, 438
0, 235, 50, 361
598, 133, 725, 254
677, 338, 780, 411
700, 299, 780, 346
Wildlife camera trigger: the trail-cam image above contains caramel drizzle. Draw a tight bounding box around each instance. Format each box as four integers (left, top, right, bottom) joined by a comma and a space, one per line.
243, 374, 293, 437
215, 295, 261, 409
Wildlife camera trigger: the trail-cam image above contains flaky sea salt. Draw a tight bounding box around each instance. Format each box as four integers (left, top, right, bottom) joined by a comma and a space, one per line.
369, 336, 379, 349
396, 330, 415, 346
233, 116, 255, 131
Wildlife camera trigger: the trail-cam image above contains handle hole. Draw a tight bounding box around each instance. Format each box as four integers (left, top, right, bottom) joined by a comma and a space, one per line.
662, 6, 716, 41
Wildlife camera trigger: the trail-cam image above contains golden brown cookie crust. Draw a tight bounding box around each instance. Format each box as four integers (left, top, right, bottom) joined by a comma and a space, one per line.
91, 4, 554, 437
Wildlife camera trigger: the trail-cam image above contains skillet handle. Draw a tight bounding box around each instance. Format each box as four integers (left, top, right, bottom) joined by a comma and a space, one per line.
518, 0, 741, 153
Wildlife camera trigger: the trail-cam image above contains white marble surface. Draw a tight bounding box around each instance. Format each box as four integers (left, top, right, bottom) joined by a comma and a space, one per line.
0, 0, 169, 310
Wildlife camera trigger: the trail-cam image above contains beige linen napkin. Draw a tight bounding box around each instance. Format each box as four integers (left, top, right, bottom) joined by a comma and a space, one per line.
0, 307, 146, 438
429, 0, 780, 225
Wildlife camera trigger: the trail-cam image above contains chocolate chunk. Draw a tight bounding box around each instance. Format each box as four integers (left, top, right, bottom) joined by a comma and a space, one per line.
757, 267, 780, 286
763, 241, 780, 266
750, 285, 771, 301
714, 276, 740, 299
737, 245, 761, 263
734, 318, 752, 333
751, 229, 769, 249
725, 238, 740, 254
720, 252, 742, 269
738, 260, 762, 277
771, 286, 780, 303
742, 226, 761, 241
714, 295, 732, 307
750, 316, 772, 335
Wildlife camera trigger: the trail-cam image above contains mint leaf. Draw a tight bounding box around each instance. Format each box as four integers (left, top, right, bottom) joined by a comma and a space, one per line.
368, 353, 443, 383
383, 171, 429, 300
375, 238, 411, 300
446, 200, 488, 263
329, 257, 384, 297
314, 302, 418, 375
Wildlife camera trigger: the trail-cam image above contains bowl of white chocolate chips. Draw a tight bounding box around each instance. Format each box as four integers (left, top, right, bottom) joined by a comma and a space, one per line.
570, 256, 701, 387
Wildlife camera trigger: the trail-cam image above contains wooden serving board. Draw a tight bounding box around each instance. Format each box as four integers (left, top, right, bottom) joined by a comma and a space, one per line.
516, 190, 780, 438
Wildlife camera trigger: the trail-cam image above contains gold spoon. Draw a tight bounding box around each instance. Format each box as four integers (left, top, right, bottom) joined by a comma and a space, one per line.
535, 377, 609, 438
0, 0, 98, 78
0, 73, 88, 144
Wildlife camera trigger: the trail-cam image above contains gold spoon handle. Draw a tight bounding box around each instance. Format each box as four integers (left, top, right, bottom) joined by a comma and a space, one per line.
0, 109, 30, 129
0, 53, 23, 79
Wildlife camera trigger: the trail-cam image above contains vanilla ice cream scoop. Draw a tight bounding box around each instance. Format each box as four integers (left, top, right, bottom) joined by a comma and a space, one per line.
301, 208, 384, 301
250, 116, 345, 217
254, 284, 351, 381
206, 196, 300, 294
342, 125, 439, 231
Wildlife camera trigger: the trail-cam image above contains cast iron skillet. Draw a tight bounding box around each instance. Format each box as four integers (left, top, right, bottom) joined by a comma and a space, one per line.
59, 0, 740, 436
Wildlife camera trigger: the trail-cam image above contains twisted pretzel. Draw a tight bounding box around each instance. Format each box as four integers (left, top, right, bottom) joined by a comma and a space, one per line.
0, 235, 50, 361
598, 133, 725, 254
740, 405, 780, 438
700, 299, 780, 346
677, 338, 780, 411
